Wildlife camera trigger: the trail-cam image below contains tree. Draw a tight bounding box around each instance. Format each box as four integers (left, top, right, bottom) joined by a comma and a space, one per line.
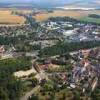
31, 77, 39, 87
43, 80, 54, 91
0, 88, 9, 100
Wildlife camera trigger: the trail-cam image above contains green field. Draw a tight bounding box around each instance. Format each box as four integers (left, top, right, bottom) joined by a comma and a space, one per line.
80, 16, 100, 24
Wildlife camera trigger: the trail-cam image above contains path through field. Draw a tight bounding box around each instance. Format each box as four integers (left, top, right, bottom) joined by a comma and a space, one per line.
20, 85, 40, 100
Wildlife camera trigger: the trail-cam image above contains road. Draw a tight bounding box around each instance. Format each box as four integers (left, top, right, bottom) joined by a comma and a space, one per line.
20, 85, 40, 100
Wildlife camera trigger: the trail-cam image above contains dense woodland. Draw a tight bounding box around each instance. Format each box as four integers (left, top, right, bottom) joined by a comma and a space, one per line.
88, 14, 100, 19
40, 41, 100, 57
48, 16, 100, 25
0, 57, 31, 100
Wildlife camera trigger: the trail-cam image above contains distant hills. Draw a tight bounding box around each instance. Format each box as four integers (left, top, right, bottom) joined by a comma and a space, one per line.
0, 0, 100, 9
56, 7, 96, 11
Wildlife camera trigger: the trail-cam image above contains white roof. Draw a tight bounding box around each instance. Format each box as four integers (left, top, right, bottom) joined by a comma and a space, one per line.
70, 84, 76, 88
63, 30, 75, 36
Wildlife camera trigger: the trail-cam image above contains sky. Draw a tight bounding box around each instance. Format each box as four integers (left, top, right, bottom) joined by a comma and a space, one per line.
0, 0, 100, 4
0, 0, 91, 3
0, 0, 32, 3
0, 0, 100, 8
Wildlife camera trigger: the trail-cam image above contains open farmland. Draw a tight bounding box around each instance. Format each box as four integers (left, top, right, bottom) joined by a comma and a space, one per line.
33, 10, 100, 22
0, 9, 25, 25
0, 9, 100, 25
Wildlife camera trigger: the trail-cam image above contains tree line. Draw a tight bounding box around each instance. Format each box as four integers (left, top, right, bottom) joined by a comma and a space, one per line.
39, 41, 100, 57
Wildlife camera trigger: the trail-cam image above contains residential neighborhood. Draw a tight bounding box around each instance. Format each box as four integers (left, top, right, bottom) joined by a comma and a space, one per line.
0, 0, 100, 100
0, 14, 100, 99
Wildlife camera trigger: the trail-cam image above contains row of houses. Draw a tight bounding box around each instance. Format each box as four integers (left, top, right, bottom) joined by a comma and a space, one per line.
70, 47, 100, 92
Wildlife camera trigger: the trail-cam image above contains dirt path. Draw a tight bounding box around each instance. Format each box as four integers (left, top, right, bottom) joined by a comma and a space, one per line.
20, 85, 40, 100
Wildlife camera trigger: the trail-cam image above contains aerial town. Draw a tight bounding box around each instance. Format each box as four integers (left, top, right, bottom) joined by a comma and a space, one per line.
0, 0, 100, 100
0, 13, 100, 100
